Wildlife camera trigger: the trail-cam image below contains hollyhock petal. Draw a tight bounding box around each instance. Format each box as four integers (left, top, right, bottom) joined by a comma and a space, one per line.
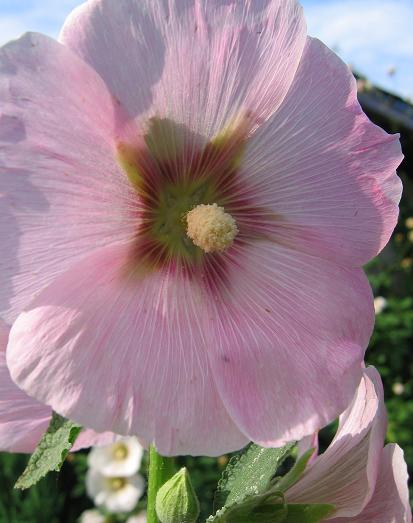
330, 444, 412, 523
60, 0, 307, 134
242, 37, 402, 266
204, 241, 373, 446
7, 245, 249, 457
0, 32, 136, 323
73, 430, 120, 452
330, 445, 412, 523
0, 333, 50, 453
286, 368, 387, 518
0, 320, 117, 453
0, 318, 9, 347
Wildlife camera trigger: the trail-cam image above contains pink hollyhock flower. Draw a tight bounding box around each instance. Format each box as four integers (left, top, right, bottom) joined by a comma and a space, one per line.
0, 321, 118, 453
286, 367, 412, 522
0, 1, 402, 455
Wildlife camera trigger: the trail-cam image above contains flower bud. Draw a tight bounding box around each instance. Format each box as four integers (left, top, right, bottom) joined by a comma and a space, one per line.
155, 468, 200, 523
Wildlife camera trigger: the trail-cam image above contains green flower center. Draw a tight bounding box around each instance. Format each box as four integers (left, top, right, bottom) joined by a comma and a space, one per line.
112, 442, 129, 461
117, 117, 248, 271
108, 477, 127, 491
150, 177, 220, 260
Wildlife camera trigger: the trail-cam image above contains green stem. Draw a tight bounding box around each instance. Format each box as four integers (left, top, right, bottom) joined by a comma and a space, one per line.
147, 445, 176, 523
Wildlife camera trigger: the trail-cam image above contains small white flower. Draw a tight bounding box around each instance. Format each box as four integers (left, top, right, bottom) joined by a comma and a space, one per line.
86, 468, 145, 514
88, 437, 144, 477
127, 514, 147, 523
79, 509, 106, 523
392, 382, 405, 396
374, 296, 387, 315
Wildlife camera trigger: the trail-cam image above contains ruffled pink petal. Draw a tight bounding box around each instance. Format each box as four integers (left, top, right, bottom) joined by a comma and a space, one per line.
0, 320, 118, 453
286, 367, 387, 518
7, 245, 249, 456
0, 319, 8, 347
330, 445, 412, 523
60, 0, 307, 135
0, 32, 136, 323
73, 430, 120, 452
241, 37, 403, 267
203, 241, 373, 446
0, 321, 50, 453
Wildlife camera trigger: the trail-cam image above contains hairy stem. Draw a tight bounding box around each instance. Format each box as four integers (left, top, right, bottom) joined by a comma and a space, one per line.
147, 445, 176, 523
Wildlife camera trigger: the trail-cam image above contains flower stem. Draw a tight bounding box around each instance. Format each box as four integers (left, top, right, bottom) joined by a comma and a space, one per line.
147, 445, 176, 523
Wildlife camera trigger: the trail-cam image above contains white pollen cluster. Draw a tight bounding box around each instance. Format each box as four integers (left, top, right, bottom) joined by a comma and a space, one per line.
186, 203, 238, 253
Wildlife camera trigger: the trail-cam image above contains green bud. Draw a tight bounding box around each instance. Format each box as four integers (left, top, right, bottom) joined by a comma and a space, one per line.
155, 467, 200, 523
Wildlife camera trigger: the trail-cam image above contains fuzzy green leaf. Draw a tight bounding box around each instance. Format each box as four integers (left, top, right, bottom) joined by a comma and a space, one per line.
208, 445, 330, 523
214, 442, 294, 512
15, 412, 82, 490
208, 490, 287, 523
208, 496, 334, 523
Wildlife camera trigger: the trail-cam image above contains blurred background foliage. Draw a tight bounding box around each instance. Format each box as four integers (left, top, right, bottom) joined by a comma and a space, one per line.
0, 81, 412, 522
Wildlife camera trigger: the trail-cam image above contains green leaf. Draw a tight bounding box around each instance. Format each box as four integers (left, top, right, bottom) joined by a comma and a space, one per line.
208, 490, 287, 523
208, 445, 327, 523
275, 448, 315, 492
283, 504, 335, 522
214, 442, 294, 512
207, 501, 335, 523
14, 412, 82, 490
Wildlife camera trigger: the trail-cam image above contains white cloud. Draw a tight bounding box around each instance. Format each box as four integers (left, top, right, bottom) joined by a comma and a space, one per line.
303, 0, 413, 99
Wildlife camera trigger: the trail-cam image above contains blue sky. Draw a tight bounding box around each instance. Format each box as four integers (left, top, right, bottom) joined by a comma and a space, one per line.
0, 0, 412, 100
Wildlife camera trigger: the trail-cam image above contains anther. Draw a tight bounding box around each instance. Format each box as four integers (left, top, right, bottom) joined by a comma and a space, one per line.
186, 203, 238, 253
